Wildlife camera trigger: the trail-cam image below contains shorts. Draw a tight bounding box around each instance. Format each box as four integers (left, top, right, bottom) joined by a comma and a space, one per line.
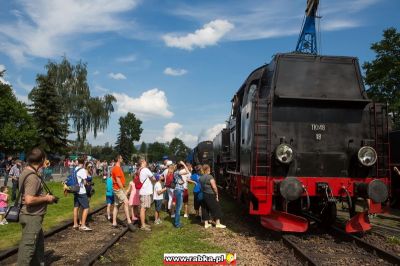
183, 189, 189, 203
106, 195, 114, 204
0, 207, 7, 214
74, 194, 89, 209
114, 189, 128, 206
140, 195, 152, 209
154, 200, 163, 212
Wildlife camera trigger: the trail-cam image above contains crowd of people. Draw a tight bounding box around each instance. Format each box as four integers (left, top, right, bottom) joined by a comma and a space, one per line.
98, 155, 227, 231
0, 148, 227, 265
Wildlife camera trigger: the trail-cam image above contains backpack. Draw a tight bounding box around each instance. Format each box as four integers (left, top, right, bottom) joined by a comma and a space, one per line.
171, 173, 184, 190
165, 172, 174, 188
64, 167, 82, 193
134, 168, 147, 189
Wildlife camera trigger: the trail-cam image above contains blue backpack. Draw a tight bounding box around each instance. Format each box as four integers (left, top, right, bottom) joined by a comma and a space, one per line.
64, 168, 82, 193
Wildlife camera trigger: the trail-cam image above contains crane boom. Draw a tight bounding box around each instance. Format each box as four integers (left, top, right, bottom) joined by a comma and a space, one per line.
295, 0, 319, 54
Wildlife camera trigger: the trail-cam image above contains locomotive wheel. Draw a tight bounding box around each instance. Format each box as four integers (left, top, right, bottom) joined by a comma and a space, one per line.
321, 202, 337, 227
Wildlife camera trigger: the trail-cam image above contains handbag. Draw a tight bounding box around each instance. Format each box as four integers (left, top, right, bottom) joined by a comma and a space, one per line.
5, 172, 34, 223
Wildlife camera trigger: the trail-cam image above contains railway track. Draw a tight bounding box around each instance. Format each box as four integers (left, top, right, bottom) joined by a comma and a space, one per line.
281, 219, 400, 265
0, 205, 134, 266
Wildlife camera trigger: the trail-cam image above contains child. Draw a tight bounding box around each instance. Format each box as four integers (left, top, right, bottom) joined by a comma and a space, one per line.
154, 175, 167, 224
105, 175, 114, 221
0, 186, 9, 225
126, 175, 140, 223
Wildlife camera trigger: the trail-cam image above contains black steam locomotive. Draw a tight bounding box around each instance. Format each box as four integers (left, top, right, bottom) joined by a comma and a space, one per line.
187, 141, 213, 166
213, 53, 390, 233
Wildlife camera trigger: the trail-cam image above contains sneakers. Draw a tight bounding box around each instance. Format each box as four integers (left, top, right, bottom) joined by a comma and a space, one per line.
72, 225, 79, 230
175, 224, 184, 229
79, 225, 93, 231
204, 223, 212, 229
215, 224, 226, 229
184, 214, 189, 218
154, 219, 162, 225
140, 226, 151, 231
171, 214, 175, 218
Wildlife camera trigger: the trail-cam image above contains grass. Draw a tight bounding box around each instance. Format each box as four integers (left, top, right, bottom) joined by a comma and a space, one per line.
0, 176, 106, 250
387, 235, 400, 245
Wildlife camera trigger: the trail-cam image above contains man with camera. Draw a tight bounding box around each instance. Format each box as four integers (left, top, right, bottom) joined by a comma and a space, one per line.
17, 147, 58, 266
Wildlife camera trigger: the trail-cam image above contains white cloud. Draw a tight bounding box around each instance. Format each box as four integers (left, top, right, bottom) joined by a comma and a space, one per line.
116, 54, 137, 63
198, 123, 226, 143
170, 0, 380, 42
322, 19, 360, 31
113, 89, 173, 119
108, 72, 127, 80
163, 19, 234, 50
163, 67, 188, 76
16, 77, 33, 92
93, 70, 100, 75
0, 0, 139, 63
94, 85, 109, 93
157, 122, 198, 147
0, 64, 5, 72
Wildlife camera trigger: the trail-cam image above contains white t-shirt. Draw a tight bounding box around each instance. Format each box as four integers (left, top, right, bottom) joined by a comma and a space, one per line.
161, 169, 168, 178
179, 169, 191, 190
153, 182, 164, 200
75, 166, 87, 195
139, 167, 153, 196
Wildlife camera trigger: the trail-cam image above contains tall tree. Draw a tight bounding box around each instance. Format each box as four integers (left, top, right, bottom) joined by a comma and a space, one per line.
42, 57, 116, 146
29, 75, 69, 154
168, 138, 190, 162
147, 142, 169, 162
363, 27, 400, 128
139, 142, 147, 154
115, 112, 143, 161
0, 72, 38, 154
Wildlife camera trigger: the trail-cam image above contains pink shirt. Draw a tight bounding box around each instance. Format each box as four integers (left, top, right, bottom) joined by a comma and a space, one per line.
0, 192, 8, 208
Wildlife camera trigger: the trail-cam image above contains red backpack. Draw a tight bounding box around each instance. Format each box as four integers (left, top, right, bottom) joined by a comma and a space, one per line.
133, 168, 145, 189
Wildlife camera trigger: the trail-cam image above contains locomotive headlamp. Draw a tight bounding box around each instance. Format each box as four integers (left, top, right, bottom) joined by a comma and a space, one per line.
357, 146, 377, 167
275, 144, 294, 164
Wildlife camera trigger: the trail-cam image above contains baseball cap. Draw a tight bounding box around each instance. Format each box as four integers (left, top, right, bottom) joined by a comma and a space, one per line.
166, 160, 173, 166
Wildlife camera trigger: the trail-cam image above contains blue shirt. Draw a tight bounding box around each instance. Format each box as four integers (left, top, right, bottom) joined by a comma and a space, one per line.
106, 177, 113, 196
191, 173, 201, 193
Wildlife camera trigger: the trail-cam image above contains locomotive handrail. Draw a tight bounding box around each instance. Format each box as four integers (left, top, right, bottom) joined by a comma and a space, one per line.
276, 95, 371, 103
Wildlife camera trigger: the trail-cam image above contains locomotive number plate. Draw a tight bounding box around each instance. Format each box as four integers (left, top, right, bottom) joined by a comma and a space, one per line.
311, 124, 326, 131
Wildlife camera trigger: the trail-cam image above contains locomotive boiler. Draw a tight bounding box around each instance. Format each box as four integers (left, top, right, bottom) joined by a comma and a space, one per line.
213, 52, 390, 233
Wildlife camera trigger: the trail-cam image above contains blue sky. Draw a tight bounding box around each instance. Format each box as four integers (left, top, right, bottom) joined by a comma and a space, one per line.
0, 0, 399, 148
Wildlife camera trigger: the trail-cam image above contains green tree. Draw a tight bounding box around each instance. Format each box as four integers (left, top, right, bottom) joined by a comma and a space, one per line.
147, 142, 169, 162
115, 112, 143, 161
139, 142, 147, 154
363, 27, 400, 128
29, 75, 69, 154
42, 57, 116, 146
168, 138, 190, 162
0, 73, 38, 154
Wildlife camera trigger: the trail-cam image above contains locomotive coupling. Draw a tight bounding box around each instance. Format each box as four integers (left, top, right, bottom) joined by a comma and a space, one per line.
279, 177, 303, 201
